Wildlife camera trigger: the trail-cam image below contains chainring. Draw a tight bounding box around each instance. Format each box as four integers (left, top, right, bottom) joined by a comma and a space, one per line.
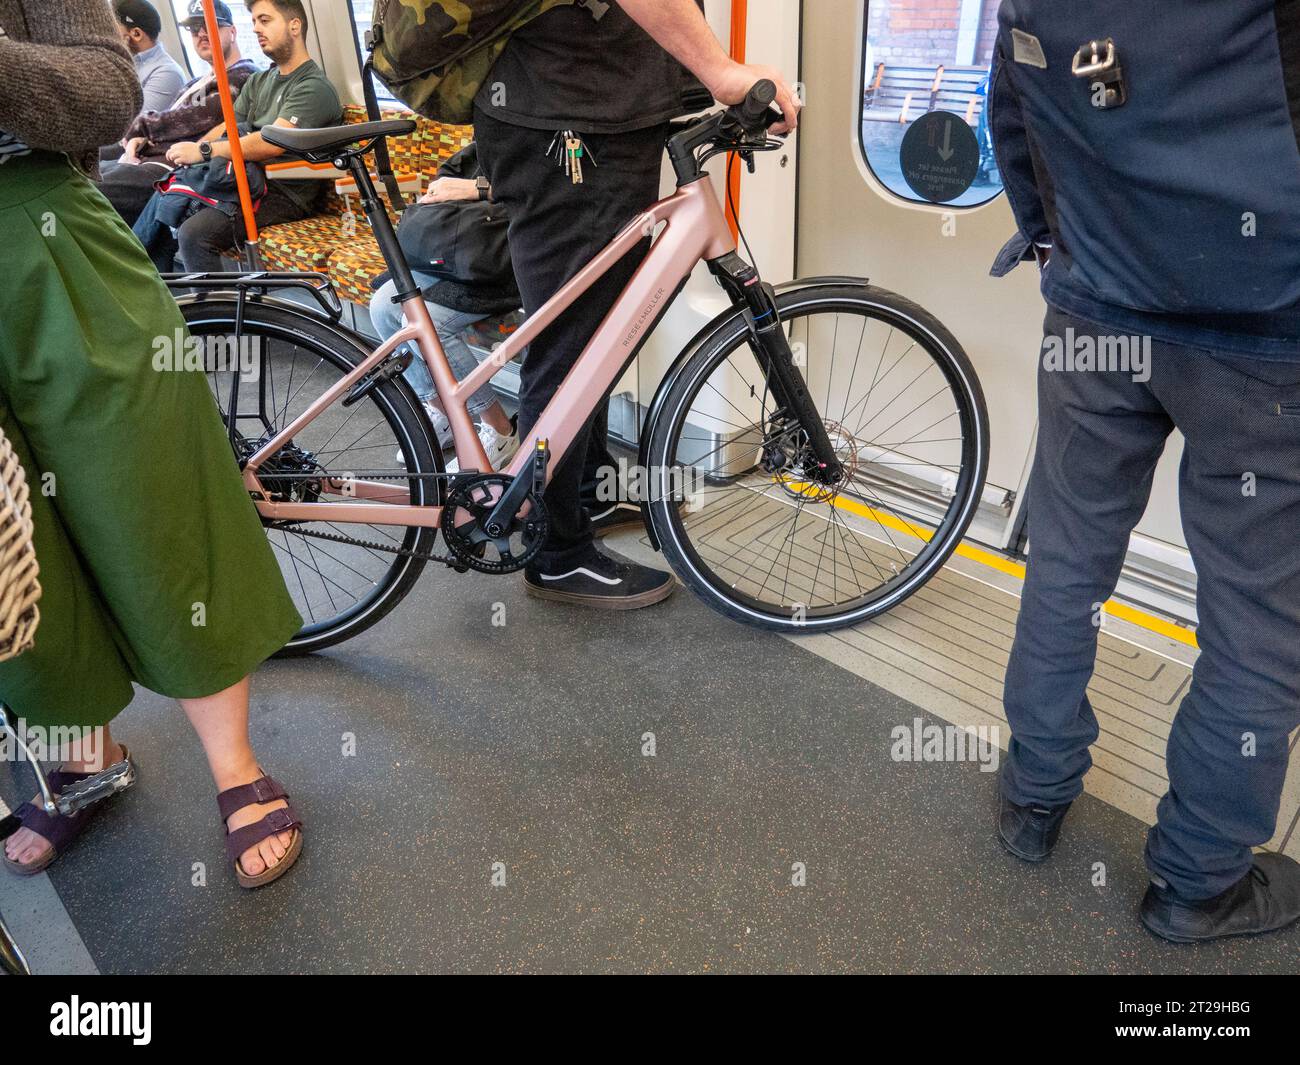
439, 474, 549, 575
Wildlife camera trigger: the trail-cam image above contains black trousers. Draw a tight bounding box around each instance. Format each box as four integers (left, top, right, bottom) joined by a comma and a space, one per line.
176, 184, 315, 273
473, 104, 669, 569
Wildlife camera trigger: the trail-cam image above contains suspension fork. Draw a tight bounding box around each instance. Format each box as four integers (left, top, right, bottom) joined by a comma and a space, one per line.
707, 253, 843, 482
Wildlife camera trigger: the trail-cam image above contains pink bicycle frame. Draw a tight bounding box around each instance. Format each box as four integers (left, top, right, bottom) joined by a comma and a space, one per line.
244, 176, 737, 527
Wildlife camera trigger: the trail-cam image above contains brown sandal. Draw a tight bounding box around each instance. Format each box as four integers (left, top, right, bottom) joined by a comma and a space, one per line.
217, 773, 303, 889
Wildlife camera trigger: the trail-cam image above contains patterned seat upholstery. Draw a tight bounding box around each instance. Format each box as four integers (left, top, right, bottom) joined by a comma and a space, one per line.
257, 214, 348, 273
327, 242, 390, 306
227, 105, 476, 304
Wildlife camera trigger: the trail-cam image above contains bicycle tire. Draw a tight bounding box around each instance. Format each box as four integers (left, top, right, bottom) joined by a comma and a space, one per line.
181, 298, 442, 655
645, 282, 989, 633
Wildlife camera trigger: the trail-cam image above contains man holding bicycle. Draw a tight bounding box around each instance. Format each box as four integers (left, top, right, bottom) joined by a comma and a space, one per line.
473, 0, 799, 609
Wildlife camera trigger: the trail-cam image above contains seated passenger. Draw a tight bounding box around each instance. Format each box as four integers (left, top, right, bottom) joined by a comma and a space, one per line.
98, 0, 257, 227
132, 0, 341, 273
370, 143, 523, 470
113, 0, 185, 116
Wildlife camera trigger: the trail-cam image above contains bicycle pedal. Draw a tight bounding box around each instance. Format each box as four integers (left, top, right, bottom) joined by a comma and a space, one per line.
532, 438, 549, 496
55, 758, 137, 816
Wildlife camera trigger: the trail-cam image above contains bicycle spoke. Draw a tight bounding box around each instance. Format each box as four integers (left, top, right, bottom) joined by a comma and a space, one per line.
659, 295, 981, 626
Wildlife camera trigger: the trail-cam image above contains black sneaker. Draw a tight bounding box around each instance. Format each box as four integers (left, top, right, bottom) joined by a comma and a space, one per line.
524, 544, 675, 610
997, 792, 1072, 862
587, 501, 645, 538
586, 499, 688, 539
1140, 853, 1300, 944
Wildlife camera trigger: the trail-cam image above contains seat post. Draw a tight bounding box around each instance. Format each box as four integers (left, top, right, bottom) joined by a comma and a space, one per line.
345, 153, 421, 303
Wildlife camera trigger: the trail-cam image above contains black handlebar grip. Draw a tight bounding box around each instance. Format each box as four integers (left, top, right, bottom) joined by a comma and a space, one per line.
738, 79, 779, 130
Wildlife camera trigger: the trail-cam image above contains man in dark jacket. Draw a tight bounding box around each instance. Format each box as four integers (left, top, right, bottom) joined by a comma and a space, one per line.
98, 0, 256, 225
989, 0, 1300, 943
473, 0, 798, 610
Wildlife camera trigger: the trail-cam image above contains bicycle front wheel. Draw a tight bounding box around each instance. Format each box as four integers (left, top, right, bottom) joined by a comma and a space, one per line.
181, 299, 443, 655
646, 283, 988, 633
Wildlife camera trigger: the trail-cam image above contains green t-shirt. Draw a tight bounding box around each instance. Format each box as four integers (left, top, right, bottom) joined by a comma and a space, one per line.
234, 59, 341, 210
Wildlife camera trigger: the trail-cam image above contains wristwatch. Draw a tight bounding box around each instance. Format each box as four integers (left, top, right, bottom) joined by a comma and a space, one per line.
199, 141, 213, 162
475, 175, 491, 202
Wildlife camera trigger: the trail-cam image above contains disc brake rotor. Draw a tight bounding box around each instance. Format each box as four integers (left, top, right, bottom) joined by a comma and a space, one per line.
767, 420, 860, 503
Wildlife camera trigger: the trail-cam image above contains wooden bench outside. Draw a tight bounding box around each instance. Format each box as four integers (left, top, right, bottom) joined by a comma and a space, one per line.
863, 63, 988, 127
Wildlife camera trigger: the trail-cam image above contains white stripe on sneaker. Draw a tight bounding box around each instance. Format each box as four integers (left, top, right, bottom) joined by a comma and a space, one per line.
538, 566, 623, 586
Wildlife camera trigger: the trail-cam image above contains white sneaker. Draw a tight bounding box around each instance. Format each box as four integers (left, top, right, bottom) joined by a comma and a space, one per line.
425, 403, 455, 451
396, 402, 454, 464
478, 420, 520, 471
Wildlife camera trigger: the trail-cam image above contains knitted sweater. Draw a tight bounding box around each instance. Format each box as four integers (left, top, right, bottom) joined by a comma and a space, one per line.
0, 0, 143, 178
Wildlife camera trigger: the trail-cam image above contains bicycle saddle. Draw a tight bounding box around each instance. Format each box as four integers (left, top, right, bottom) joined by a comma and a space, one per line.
262, 119, 416, 162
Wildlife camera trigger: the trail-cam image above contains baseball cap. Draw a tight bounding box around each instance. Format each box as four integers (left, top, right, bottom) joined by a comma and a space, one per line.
114, 0, 164, 39
179, 0, 235, 31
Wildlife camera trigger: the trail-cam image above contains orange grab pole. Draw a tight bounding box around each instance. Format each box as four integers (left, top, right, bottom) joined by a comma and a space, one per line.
202, 0, 261, 264
725, 0, 747, 242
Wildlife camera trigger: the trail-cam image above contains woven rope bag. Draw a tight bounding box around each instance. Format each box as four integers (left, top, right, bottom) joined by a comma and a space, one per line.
0, 425, 40, 663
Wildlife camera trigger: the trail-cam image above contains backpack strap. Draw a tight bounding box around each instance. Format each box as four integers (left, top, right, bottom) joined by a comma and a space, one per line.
354, 14, 407, 212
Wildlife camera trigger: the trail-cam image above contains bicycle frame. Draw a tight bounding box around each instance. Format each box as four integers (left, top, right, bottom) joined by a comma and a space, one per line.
243, 175, 738, 528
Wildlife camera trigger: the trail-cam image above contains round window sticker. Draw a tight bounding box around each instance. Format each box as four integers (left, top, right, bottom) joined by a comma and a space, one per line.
899, 111, 980, 204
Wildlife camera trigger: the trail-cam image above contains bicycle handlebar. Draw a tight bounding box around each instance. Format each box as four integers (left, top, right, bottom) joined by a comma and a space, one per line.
667, 80, 787, 187
728, 79, 781, 134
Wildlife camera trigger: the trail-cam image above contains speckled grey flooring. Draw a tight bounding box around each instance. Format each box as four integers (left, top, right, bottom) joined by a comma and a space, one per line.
4, 536, 1298, 973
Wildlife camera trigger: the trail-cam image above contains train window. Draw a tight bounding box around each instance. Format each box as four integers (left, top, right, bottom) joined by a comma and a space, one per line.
349, 0, 404, 107
859, 0, 1004, 207
169, 0, 270, 74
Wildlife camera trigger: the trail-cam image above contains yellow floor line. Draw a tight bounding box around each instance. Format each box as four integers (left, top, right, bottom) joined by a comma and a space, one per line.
821, 488, 1200, 649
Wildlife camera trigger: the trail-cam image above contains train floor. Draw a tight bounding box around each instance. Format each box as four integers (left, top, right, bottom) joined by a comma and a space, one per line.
3, 523, 1298, 974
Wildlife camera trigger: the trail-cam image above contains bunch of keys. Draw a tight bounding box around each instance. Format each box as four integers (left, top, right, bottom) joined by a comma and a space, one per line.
547, 128, 597, 185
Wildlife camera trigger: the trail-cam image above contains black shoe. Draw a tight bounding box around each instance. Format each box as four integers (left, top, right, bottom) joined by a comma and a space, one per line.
587, 501, 645, 538
1140, 853, 1300, 944
524, 544, 675, 610
586, 499, 687, 539
997, 793, 1072, 862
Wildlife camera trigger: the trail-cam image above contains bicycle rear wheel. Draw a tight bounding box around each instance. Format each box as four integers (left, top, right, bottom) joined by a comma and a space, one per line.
181, 299, 443, 655
645, 282, 988, 633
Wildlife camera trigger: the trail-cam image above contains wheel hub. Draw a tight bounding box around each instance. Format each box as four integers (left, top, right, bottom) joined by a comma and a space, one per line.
768, 420, 859, 503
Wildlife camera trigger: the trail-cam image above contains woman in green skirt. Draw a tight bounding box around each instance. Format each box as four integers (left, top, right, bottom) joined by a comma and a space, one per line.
0, 0, 305, 888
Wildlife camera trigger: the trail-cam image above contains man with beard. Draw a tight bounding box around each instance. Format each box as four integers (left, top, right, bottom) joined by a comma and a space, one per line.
133, 0, 339, 272
98, 1, 256, 226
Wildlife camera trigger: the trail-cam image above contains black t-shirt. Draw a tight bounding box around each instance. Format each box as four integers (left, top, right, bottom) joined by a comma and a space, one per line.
472, 1, 709, 134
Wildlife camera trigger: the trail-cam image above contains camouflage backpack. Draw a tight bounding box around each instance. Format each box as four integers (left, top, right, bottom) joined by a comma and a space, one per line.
367, 0, 610, 125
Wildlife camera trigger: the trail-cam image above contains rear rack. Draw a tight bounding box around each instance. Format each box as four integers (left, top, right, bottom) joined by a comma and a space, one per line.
162, 270, 344, 321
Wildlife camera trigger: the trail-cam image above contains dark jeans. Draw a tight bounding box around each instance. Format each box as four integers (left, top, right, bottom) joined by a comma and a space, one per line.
1002, 306, 1300, 899
134, 183, 314, 273
472, 103, 669, 569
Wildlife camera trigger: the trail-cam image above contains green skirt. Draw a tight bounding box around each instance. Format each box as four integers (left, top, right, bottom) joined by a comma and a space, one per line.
0, 153, 302, 728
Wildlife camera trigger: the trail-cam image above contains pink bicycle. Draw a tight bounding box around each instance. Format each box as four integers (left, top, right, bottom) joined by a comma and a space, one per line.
170, 82, 988, 653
